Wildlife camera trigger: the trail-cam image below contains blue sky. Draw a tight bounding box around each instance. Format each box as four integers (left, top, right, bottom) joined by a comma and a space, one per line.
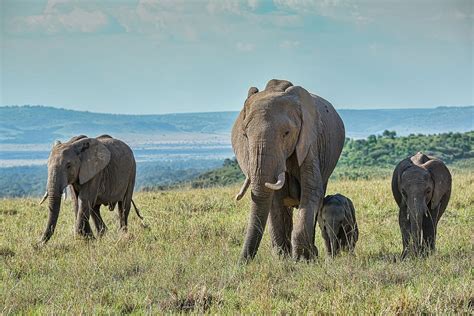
1, 0, 472, 114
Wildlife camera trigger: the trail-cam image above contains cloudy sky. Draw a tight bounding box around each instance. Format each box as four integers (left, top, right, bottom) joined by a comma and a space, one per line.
1, 0, 472, 114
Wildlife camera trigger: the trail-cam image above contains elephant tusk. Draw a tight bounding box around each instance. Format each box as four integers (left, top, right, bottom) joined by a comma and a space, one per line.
235, 177, 250, 201
39, 192, 48, 205
265, 172, 286, 190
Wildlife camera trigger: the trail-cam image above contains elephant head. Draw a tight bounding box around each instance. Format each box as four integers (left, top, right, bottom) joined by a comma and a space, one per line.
39, 136, 110, 243
396, 153, 451, 255
231, 79, 319, 260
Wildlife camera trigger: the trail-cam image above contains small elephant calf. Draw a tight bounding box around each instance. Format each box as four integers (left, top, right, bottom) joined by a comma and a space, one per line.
39, 134, 143, 244
318, 194, 358, 257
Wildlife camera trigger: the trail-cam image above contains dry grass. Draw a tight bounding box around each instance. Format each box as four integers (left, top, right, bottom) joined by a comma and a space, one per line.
1, 171, 472, 313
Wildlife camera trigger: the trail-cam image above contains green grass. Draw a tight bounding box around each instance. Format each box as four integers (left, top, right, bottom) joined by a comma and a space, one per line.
1, 171, 473, 313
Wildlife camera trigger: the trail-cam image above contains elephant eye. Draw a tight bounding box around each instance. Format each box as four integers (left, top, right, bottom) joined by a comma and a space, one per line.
242, 132, 248, 138
66, 162, 72, 169
283, 131, 290, 137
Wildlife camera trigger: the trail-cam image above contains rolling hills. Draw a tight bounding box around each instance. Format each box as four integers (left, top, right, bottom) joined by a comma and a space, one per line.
1, 105, 472, 144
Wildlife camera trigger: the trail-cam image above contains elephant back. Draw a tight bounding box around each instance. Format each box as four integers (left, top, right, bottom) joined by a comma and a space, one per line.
310, 93, 346, 183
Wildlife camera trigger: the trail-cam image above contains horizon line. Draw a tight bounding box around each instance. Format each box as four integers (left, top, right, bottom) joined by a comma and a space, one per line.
2, 104, 473, 116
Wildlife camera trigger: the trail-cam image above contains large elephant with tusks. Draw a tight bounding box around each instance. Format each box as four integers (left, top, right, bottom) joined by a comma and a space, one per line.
232, 79, 345, 261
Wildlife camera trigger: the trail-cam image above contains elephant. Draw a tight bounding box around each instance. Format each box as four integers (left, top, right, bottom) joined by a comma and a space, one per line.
38, 134, 143, 243
232, 79, 345, 261
318, 194, 358, 257
391, 152, 452, 258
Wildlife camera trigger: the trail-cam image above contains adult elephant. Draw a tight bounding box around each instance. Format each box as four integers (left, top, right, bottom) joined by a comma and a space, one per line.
392, 152, 452, 258
232, 79, 345, 261
39, 134, 142, 244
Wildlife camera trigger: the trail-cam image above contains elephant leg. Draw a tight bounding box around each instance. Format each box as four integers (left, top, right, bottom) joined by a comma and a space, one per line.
423, 195, 448, 254
90, 204, 107, 237
398, 204, 410, 259
268, 192, 293, 257
291, 162, 323, 260
345, 225, 357, 253
323, 235, 332, 255
339, 227, 349, 251
422, 206, 441, 255
349, 232, 356, 253
118, 200, 131, 232
76, 198, 94, 238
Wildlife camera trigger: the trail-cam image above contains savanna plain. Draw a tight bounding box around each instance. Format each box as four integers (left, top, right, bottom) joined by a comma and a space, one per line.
1, 171, 472, 313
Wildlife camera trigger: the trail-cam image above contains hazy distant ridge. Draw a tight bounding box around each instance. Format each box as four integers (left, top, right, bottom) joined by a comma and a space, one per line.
1, 105, 472, 144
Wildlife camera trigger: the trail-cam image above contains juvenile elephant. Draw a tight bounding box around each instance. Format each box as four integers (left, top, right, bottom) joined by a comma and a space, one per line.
39, 135, 142, 243
318, 194, 358, 257
391, 152, 452, 258
232, 79, 345, 261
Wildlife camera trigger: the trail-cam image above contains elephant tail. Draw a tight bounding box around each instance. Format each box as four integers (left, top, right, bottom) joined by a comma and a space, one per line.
131, 199, 149, 229
131, 199, 144, 220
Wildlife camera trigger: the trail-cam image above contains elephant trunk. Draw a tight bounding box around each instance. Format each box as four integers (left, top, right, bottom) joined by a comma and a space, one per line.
41, 193, 62, 243
408, 198, 427, 256
239, 143, 283, 261
240, 188, 273, 262
40, 170, 65, 243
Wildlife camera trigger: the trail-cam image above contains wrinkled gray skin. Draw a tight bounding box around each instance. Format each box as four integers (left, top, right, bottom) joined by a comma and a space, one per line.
232, 79, 345, 261
39, 135, 139, 243
319, 194, 358, 257
392, 152, 452, 258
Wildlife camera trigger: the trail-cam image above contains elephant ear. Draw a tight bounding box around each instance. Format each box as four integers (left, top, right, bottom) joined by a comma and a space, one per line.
231, 110, 250, 177
391, 157, 413, 204
73, 138, 111, 185
285, 86, 319, 166
424, 159, 452, 209
247, 86, 259, 98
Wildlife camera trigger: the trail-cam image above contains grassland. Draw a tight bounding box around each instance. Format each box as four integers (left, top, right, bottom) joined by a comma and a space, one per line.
1, 170, 472, 313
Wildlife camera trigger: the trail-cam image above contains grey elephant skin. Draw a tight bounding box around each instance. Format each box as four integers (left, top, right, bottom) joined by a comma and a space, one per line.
319, 194, 358, 257
391, 152, 452, 258
232, 79, 345, 261
39, 135, 141, 243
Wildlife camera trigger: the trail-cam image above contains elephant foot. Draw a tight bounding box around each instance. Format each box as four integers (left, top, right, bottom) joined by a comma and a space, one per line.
271, 242, 292, 258
96, 226, 108, 237
400, 248, 408, 260
238, 255, 252, 265
33, 239, 48, 250
75, 229, 95, 241
292, 244, 318, 261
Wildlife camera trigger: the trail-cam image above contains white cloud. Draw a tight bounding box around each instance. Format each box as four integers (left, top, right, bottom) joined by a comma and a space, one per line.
207, 0, 260, 15
236, 42, 255, 52
7, 0, 110, 34
280, 40, 300, 49
5, 0, 470, 45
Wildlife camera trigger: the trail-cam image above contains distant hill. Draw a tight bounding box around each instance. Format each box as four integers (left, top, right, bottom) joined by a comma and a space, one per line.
1, 105, 472, 144
182, 130, 474, 189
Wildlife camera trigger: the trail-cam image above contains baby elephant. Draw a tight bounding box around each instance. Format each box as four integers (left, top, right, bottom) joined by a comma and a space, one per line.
318, 194, 358, 257
392, 152, 451, 258
39, 135, 143, 244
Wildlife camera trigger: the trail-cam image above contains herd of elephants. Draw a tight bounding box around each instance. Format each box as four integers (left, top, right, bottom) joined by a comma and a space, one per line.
37, 79, 452, 262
